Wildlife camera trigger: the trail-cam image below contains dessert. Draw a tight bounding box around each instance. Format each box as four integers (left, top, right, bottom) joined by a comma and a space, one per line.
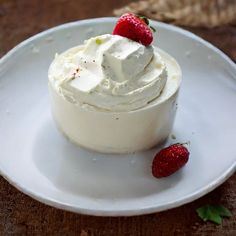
48, 14, 182, 153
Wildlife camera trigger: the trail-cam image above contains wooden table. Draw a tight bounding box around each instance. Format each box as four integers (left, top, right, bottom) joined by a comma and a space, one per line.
0, 1, 235, 235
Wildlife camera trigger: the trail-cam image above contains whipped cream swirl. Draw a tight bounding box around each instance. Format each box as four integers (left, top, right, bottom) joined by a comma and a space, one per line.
49, 34, 167, 111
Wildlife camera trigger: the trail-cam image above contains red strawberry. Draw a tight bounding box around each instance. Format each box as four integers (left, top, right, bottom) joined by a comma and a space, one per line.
113, 13, 154, 46
152, 143, 190, 178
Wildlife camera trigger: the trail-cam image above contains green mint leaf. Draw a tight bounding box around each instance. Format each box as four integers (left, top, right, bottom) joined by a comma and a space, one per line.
207, 206, 222, 225
214, 205, 232, 217
196, 205, 221, 224
196, 205, 232, 225
95, 38, 103, 45
196, 205, 208, 221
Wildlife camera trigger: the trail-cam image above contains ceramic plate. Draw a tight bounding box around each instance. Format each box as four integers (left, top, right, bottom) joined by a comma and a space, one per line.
0, 18, 235, 216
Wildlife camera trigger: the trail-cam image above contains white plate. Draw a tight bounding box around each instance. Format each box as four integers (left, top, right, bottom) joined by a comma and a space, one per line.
0, 18, 235, 216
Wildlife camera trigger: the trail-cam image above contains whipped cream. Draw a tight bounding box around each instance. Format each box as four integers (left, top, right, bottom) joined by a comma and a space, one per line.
49, 34, 168, 112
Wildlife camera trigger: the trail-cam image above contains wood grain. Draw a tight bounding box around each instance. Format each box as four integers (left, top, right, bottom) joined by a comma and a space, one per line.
0, 0, 235, 235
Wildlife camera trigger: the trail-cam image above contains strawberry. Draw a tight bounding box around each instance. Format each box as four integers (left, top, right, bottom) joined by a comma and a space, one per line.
112, 13, 154, 46
152, 143, 190, 178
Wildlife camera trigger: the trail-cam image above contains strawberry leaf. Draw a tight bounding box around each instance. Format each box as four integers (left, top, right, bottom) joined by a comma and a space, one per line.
196, 205, 232, 225
150, 26, 156, 32
138, 15, 149, 25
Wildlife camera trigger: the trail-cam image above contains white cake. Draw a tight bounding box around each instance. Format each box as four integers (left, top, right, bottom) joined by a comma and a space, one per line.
48, 34, 181, 153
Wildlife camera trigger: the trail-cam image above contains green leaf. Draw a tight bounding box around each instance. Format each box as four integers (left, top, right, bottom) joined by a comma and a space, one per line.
150, 26, 156, 32
136, 14, 156, 33
196, 205, 232, 225
141, 16, 149, 25
137, 15, 149, 25
196, 205, 208, 221
214, 205, 232, 217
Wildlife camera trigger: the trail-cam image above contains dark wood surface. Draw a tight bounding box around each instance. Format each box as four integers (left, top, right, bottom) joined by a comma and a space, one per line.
0, 0, 235, 235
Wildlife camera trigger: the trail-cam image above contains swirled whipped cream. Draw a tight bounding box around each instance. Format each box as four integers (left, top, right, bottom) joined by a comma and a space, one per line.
49, 34, 167, 111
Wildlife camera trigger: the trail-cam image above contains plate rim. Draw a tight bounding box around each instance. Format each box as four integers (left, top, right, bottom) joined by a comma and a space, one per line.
1, 160, 235, 216
0, 17, 236, 216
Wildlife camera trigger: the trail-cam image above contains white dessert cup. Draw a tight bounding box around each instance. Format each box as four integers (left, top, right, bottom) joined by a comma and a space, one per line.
49, 75, 180, 154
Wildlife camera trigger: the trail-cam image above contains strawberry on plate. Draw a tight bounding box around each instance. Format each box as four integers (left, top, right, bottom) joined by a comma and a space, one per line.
113, 13, 155, 46
152, 143, 190, 178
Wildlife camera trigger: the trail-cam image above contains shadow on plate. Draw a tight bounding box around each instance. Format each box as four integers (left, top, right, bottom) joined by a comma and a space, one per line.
32, 118, 183, 199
